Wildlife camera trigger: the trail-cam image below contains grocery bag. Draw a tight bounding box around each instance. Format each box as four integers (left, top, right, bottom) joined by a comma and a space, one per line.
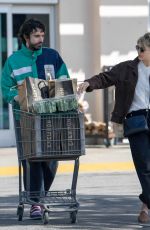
18, 77, 48, 111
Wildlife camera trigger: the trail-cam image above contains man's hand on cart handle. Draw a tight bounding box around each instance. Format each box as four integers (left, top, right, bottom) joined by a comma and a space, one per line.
14, 95, 19, 102
77, 82, 89, 94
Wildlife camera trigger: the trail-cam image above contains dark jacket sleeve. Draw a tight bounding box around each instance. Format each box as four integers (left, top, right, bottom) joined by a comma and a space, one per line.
85, 63, 122, 92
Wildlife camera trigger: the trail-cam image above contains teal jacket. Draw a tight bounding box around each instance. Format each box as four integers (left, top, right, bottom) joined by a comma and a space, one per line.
1, 44, 69, 103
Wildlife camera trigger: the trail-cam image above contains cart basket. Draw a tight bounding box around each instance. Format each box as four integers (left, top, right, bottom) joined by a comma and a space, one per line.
13, 109, 85, 161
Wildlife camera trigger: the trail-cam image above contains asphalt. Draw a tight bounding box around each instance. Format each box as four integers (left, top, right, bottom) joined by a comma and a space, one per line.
0, 143, 134, 176
0, 144, 149, 229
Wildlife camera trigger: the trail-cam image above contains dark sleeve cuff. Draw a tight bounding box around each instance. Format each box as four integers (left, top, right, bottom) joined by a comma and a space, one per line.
84, 80, 93, 92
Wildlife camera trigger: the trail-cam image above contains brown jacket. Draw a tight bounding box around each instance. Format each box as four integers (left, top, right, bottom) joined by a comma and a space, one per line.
85, 57, 139, 124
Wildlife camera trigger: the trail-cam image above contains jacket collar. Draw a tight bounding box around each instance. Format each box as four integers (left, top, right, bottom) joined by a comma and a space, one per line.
21, 44, 42, 58
128, 57, 139, 69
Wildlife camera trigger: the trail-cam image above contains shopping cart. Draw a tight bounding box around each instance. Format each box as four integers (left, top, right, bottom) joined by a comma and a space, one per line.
13, 108, 85, 224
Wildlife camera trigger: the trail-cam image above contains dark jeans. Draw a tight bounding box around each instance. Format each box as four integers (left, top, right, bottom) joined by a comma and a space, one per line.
127, 109, 150, 208
22, 160, 58, 202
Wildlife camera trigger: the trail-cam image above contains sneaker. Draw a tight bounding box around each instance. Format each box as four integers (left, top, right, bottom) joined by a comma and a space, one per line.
30, 205, 42, 220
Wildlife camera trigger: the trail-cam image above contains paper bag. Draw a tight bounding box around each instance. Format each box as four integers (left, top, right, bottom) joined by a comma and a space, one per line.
18, 77, 48, 111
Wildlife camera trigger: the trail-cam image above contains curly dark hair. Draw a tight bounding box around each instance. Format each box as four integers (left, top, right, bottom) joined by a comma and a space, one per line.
18, 18, 45, 46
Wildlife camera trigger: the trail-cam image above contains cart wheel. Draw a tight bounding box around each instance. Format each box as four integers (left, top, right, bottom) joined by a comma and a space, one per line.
17, 204, 24, 221
42, 211, 49, 225
70, 211, 77, 224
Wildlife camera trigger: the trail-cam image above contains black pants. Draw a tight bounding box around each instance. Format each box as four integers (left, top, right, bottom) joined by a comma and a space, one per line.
127, 109, 150, 208
22, 160, 58, 202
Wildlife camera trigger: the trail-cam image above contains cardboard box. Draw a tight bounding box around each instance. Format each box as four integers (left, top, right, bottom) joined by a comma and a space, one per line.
60, 112, 85, 155
19, 111, 85, 159
48, 79, 77, 98
18, 77, 48, 112
19, 78, 77, 113
20, 113, 33, 158
40, 115, 61, 155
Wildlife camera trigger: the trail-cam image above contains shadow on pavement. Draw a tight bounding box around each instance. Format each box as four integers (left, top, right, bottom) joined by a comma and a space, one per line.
0, 194, 149, 229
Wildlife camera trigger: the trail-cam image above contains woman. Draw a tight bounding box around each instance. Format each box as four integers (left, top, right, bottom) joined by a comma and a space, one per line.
78, 32, 150, 224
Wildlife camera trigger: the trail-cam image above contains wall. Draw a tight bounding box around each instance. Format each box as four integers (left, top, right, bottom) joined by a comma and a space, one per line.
100, 0, 148, 66
59, 0, 102, 121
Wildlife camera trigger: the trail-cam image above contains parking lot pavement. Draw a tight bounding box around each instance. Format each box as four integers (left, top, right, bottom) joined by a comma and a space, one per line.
0, 144, 148, 229
0, 172, 145, 230
0, 144, 135, 176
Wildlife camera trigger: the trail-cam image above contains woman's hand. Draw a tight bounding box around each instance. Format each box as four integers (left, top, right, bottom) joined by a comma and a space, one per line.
77, 82, 90, 94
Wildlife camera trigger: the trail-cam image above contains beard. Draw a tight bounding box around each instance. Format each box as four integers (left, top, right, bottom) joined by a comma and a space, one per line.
28, 43, 42, 51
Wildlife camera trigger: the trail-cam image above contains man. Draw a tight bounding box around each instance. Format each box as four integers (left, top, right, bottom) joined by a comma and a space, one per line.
78, 32, 150, 224
1, 18, 69, 219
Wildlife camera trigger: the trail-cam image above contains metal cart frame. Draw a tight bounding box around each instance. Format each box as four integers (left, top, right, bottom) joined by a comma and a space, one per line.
13, 109, 85, 224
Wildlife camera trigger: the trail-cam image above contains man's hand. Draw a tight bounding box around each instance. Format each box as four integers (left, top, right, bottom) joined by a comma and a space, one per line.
14, 95, 19, 102
77, 82, 90, 94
